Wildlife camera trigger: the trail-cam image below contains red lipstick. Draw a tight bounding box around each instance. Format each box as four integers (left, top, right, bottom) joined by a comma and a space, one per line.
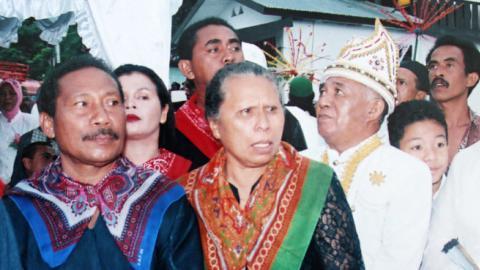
126, 114, 141, 122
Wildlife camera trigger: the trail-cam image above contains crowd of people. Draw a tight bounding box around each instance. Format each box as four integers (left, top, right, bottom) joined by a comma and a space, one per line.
0, 16, 480, 270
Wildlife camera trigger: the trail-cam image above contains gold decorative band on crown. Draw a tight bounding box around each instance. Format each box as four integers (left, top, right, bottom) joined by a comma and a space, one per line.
325, 63, 396, 98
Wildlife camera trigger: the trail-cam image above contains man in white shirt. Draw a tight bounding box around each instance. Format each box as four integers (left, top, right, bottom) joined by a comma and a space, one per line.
0, 79, 38, 184
313, 19, 432, 269
422, 140, 480, 269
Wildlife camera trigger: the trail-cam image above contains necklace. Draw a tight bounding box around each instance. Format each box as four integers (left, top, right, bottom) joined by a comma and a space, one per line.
322, 135, 382, 194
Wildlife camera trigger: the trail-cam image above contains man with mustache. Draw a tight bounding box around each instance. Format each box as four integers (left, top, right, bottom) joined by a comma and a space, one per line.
426, 35, 480, 163
1, 56, 203, 269
172, 17, 306, 169
315, 20, 432, 269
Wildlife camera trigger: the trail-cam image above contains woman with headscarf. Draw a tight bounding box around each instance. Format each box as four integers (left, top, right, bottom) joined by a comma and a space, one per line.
114, 64, 192, 179
0, 78, 38, 189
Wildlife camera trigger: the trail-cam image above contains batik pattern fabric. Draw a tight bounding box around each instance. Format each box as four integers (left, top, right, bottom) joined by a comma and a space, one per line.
143, 148, 192, 180
8, 157, 184, 270
175, 93, 221, 158
460, 109, 480, 150
179, 142, 333, 270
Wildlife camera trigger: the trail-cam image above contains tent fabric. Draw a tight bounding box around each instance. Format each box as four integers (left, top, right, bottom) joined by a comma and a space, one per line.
0, 0, 183, 83
35, 12, 75, 46
0, 0, 80, 20
0, 16, 21, 47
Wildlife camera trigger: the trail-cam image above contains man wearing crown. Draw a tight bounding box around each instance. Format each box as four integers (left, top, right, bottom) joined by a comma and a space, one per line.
313, 19, 432, 269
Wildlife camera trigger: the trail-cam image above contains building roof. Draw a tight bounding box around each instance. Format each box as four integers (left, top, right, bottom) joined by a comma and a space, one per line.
239, 0, 405, 20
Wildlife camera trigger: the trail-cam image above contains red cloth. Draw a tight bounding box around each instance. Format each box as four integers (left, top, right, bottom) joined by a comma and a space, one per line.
0, 178, 5, 197
143, 148, 191, 180
175, 93, 221, 158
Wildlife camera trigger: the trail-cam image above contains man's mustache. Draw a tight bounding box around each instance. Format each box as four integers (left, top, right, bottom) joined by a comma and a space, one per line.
82, 128, 119, 141
431, 77, 449, 89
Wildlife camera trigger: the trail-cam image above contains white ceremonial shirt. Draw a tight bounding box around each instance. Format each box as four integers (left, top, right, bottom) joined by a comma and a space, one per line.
422, 141, 480, 270
0, 112, 38, 183
378, 119, 390, 145
314, 134, 432, 270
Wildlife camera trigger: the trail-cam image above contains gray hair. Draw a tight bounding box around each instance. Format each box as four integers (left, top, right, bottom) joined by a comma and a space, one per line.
205, 61, 284, 119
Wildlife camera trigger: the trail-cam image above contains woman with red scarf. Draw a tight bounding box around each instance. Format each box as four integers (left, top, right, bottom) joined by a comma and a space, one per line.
114, 65, 191, 180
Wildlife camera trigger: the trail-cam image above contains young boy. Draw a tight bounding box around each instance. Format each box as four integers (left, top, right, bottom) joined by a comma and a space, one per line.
388, 100, 449, 197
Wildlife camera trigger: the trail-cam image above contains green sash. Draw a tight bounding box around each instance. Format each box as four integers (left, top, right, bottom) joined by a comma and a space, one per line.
271, 160, 333, 269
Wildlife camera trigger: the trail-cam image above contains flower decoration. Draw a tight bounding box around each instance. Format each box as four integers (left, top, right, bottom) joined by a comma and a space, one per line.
262, 27, 328, 83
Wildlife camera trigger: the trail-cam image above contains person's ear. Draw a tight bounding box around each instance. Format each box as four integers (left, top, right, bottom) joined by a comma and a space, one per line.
209, 118, 221, 140
178, 60, 195, 80
466, 72, 479, 88
415, 91, 427, 100
40, 112, 55, 139
22, 157, 33, 173
159, 104, 169, 124
367, 98, 385, 121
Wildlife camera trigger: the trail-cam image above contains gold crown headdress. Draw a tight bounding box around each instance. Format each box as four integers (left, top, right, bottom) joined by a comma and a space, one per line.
323, 19, 399, 113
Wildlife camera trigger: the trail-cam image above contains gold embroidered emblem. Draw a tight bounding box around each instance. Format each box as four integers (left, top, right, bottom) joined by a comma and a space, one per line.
322, 135, 383, 194
369, 171, 385, 186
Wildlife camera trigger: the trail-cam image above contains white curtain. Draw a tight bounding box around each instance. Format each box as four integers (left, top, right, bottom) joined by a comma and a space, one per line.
0, 0, 182, 82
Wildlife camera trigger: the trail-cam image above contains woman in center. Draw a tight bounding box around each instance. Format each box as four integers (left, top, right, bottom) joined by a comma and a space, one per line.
114, 64, 192, 179
179, 62, 364, 269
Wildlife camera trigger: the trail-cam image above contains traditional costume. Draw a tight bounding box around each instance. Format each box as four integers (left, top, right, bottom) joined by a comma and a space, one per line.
0, 200, 22, 269
0, 79, 38, 184
179, 142, 364, 270
172, 93, 307, 170
422, 141, 480, 270
315, 19, 432, 269
4, 157, 203, 269
143, 148, 191, 180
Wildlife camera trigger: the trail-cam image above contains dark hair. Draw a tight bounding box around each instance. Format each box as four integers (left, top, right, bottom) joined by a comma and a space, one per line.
114, 64, 175, 148
387, 100, 447, 148
37, 55, 123, 117
21, 141, 53, 159
205, 61, 282, 119
426, 35, 480, 95
177, 17, 239, 60
400, 60, 429, 93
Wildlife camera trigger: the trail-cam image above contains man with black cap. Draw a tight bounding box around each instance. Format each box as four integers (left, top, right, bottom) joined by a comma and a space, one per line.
396, 60, 429, 104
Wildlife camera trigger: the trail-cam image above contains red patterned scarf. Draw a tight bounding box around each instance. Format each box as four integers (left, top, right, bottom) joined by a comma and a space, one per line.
8, 157, 184, 269
143, 148, 191, 179
175, 93, 221, 158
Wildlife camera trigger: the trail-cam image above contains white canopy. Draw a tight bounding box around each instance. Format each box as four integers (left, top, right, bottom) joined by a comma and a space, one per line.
0, 0, 182, 82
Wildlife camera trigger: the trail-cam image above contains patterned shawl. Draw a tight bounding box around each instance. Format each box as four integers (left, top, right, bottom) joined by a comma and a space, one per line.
179, 142, 333, 270
175, 93, 221, 158
8, 157, 184, 270
143, 148, 191, 180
